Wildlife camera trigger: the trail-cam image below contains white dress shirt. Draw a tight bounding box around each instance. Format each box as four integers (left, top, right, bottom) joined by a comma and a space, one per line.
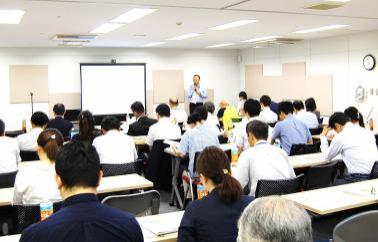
17, 127, 43, 151
13, 162, 61, 205
0, 136, 21, 173
93, 130, 137, 164
296, 110, 319, 129
235, 117, 273, 151
320, 122, 378, 174
146, 117, 181, 146
170, 107, 188, 124
259, 107, 278, 124
205, 113, 220, 135
233, 140, 296, 196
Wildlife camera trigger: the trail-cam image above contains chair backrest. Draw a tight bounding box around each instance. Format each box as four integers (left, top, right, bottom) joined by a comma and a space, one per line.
102, 190, 160, 217
101, 159, 143, 177
333, 210, 378, 242
310, 127, 323, 135
304, 161, 338, 190
255, 174, 305, 198
289, 143, 320, 156
218, 135, 228, 144
369, 161, 378, 179
0, 171, 18, 188
14, 201, 63, 232
268, 122, 277, 128
20, 151, 39, 162
178, 122, 185, 135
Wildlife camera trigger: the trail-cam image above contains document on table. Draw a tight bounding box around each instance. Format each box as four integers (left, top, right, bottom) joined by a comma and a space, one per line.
138, 211, 185, 236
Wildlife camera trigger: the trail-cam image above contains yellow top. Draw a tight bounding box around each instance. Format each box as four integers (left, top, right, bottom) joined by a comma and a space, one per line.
222, 105, 239, 131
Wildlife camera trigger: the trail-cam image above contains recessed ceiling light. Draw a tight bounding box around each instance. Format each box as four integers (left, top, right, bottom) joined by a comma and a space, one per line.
242, 36, 281, 43
293, 24, 349, 34
207, 43, 234, 48
90, 23, 124, 34
210, 20, 258, 31
0, 10, 25, 24
111, 8, 157, 23
143, 42, 165, 47
168, 33, 203, 41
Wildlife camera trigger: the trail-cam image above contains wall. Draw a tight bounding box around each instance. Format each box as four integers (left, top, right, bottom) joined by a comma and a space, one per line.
0, 47, 240, 130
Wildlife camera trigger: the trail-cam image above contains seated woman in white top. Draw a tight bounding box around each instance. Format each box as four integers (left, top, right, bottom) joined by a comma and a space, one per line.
13, 128, 64, 205
0, 119, 21, 173
293, 100, 319, 129
203, 101, 220, 134
344, 106, 366, 128
17, 111, 49, 151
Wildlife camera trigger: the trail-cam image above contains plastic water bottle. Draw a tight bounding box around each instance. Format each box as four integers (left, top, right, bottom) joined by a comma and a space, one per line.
40, 201, 53, 221
197, 184, 208, 199
231, 147, 239, 164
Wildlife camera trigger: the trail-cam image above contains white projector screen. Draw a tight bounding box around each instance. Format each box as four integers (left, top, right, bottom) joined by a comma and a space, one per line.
80, 64, 146, 115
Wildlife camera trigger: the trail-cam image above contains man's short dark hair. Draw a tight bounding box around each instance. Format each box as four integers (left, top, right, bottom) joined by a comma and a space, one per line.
244, 99, 261, 117
53, 103, 66, 116
193, 106, 208, 121
293, 100, 304, 111
239, 91, 247, 100
31, 111, 49, 127
305, 98, 317, 112
278, 101, 294, 115
101, 116, 120, 131
130, 101, 144, 113
55, 142, 101, 189
203, 102, 215, 114
155, 104, 170, 117
193, 74, 201, 79
187, 113, 200, 125
0, 119, 4, 136
329, 112, 348, 130
246, 120, 269, 140
260, 95, 271, 107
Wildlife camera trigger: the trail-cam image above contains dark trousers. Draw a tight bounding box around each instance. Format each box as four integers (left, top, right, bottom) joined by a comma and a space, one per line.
189, 102, 203, 114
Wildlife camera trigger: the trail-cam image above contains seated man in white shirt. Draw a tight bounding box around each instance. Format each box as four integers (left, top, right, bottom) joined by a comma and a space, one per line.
203, 101, 220, 134
169, 97, 188, 124
93, 116, 137, 164
146, 104, 181, 148
259, 95, 277, 124
321, 112, 378, 182
293, 100, 319, 129
233, 120, 295, 197
0, 119, 21, 173
17, 111, 49, 151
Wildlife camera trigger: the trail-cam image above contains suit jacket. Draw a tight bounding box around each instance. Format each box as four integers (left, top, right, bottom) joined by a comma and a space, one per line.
127, 116, 157, 136
47, 117, 73, 138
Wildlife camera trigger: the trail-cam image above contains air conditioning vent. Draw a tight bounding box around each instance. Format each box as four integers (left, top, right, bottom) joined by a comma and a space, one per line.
304, 3, 344, 10
51, 34, 97, 41
273, 38, 304, 44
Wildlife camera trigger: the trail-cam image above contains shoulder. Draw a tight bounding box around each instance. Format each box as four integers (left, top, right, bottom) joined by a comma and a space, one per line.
240, 195, 254, 206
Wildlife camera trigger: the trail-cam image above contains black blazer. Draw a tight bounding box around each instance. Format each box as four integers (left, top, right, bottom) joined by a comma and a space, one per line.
178, 188, 253, 242
127, 116, 157, 136
47, 117, 73, 138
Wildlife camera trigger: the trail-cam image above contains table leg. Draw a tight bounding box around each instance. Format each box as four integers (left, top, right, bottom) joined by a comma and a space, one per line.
170, 156, 184, 209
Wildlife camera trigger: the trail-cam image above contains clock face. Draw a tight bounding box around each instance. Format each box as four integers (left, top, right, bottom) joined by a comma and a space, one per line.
363, 54, 375, 71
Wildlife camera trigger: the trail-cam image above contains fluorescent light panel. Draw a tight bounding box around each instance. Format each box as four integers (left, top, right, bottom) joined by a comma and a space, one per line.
293, 24, 349, 34
0, 10, 25, 24
168, 33, 203, 41
111, 8, 157, 23
90, 23, 124, 34
242, 36, 280, 43
207, 43, 234, 48
143, 42, 165, 47
210, 20, 257, 30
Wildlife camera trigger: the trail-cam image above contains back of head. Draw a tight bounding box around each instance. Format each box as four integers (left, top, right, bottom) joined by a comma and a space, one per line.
0, 119, 4, 136
130, 101, 145, 114
238, 196, 312, 242
305, 98, 317, 112
246, 120, 268, 141
219, 100, 229, 109
55, 142, 101, 189
101, 116, 120, 131
155, 103, 170, 118
53, 103, 66, 116
344, 106, 364, 127
278, 101, 294, 115
244, 99, 261, 117
329, 112, 348, 130
187, 113, 200, 125
239, 91, 248, 100
203, 101, 215, 114
260, 95, 271, 107
169, 97, 179, 107
193, 106, 208, 121
31, 111, 49, 127
37, 128, 64, 161
79, 110, 95, 138
293, 100, 304, 111
197, 146, 242, 204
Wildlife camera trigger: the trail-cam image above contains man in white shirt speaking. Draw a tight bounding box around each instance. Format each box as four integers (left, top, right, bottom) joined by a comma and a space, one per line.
17, 111, 49, 151
233, 120, 295, 197
0, 119, 21, 173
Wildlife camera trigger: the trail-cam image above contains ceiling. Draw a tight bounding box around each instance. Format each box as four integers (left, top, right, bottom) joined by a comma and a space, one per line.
0, 0, 376, 48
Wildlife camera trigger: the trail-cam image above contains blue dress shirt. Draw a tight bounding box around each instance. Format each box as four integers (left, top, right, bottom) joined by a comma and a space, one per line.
187, 84, 207, 104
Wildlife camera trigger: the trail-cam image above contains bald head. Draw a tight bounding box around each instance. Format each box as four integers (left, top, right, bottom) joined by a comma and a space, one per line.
169, 97, 179, 107
219, 100, 229, 109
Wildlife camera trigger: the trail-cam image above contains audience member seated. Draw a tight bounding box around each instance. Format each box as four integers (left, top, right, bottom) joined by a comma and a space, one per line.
271, 101, 313, 155
203, 101, 220, 132
293, 100, 319, 129
234, 120, 295, 197
178, 147, 252, 242
0, 119, 20, 173
47, 103, 73, 139
305, 97, 321, 120
344, 106, 365, 128
19, 142, 143, 242
174, 106, 220, 176
321, 112, 378, 182
146, 104, 181, 148
237, 91, 248, 117
169, 97, 188, 124
259, 95, 277, 124
238, 196, 312, 242
186, 113, 200, 131
17, 111, 49, 151
13, 129, 63, 204
72, 110, 101, 146
93, 116, 137, 164
219, 100, 239, 131
127, 101, 157, 136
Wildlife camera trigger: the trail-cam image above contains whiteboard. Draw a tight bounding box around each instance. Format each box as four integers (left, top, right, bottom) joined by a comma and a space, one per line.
80, 64, 146, 115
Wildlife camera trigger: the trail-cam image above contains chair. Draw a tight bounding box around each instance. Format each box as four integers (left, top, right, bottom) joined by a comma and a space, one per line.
102, 190, 160, 217
218, 135, 228, 144
182, 152, 202, 202
0, 171, 17, 188
20, 151, 39, 162
333, 210, 378, 242
101, 159, 143, 177
268, 122, 277, 128
255, 174, 305, 198
289, 143, 320, 156
369, 161, 378, 179
178, 122, 185, 135
309, 127, 323, 135
304, 161, 338, 190
13, 201, 63, 232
